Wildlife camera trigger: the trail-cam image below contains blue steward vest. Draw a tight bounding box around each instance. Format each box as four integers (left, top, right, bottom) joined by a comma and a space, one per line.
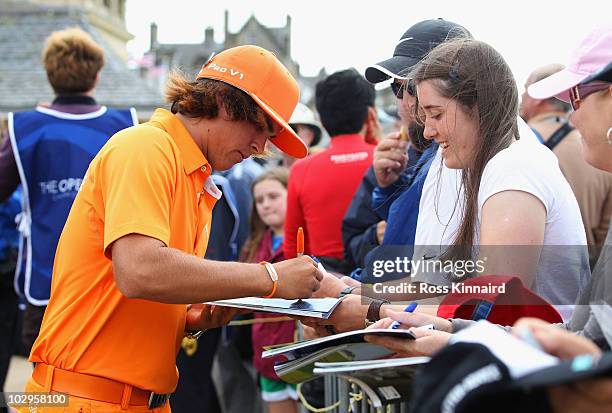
8, 106, 137, 305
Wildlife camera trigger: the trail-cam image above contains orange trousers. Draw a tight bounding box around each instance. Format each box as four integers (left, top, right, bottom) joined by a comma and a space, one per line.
14, 377, 171, 413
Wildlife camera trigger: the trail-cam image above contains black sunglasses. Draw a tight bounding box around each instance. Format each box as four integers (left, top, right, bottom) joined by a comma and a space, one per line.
390, 78, 416, 99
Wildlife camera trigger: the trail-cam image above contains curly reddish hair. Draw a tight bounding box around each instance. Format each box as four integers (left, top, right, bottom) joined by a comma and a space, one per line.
165, 70, 274, 133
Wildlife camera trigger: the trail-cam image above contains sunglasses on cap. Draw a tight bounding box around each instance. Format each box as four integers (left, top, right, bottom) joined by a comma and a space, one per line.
391, 78, 416, 99
569, 81, 611, 111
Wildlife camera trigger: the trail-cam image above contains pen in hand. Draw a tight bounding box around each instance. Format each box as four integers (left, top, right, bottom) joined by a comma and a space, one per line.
389, 302, 418, 330
296, 227, 304, 257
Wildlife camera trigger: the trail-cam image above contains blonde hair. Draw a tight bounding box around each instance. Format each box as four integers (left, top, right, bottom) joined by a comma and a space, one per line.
42, 27, 104, 94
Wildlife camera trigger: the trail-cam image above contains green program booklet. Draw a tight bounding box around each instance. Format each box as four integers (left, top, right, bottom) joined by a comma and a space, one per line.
262, 328, 417, 384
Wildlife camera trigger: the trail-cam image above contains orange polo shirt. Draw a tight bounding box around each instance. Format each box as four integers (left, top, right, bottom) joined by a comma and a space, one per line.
29, 108, 221, 394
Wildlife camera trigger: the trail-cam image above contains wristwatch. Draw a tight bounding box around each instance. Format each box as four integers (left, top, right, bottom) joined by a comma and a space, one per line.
366, 298, 390, 324
338, 285, 357, 298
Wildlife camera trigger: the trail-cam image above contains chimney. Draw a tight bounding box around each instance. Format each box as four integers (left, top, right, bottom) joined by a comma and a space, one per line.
285, 15, 291, 54
150, 22, 158, 50
224, 9, 229, 41
204, 27, 214, 45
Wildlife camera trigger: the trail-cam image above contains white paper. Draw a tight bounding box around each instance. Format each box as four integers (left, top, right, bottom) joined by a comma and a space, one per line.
449, 320, 559, 378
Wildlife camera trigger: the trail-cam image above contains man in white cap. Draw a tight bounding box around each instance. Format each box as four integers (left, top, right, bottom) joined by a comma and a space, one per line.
282, 102, 323, 168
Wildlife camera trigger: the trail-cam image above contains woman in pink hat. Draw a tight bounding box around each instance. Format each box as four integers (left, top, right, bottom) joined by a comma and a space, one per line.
518, 29, 612, 352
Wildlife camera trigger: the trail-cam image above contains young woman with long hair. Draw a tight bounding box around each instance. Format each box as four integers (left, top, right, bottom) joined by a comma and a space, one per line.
406, 38, 589, 319
240, 167, 299, 413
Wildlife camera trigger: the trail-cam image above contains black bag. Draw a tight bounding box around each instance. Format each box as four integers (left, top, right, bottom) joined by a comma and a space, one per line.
544, 122, 574, 150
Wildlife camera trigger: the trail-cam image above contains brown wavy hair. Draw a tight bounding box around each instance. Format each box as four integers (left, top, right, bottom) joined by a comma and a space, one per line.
42, 27, 104, 94
240, 167, 290, 263
411, 39, 519, 264
165, 70, 274, 134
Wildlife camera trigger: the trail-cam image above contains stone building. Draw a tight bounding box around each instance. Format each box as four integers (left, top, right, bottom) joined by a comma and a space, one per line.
147, 11, 326, 106
0, 0, 163, 120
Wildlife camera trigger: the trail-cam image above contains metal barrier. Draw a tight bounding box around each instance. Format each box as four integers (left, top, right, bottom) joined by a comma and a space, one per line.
297, 376, 410, 413
282, 322, 411, 413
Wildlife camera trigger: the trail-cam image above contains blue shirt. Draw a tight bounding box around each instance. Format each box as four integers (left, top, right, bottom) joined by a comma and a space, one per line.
0, 187, 21, 260
272, 234, 283, 253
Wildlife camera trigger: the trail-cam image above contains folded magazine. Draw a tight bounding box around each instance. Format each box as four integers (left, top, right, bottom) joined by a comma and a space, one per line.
208, 297, 342, 319
262, 328, 417, 383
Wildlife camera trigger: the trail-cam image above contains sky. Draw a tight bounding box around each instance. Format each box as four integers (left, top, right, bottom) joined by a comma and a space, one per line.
125, 0, 612, 88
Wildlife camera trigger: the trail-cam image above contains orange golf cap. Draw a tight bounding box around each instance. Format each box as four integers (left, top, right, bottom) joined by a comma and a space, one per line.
196, 45, 308, 159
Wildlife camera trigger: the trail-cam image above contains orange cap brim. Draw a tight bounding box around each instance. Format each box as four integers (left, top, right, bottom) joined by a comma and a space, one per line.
249, 93, 308, 159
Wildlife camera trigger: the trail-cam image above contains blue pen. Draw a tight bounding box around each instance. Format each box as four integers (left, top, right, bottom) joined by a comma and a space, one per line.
311, 256, 328, 275
389, 302, 418, 329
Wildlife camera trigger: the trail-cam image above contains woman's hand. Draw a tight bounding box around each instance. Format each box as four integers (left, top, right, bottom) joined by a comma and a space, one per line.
379, 308, 453, 333
512, 317, 601, 359
548, 379, 612, 413
364, 319, 451, 357
512, 318, 608, 413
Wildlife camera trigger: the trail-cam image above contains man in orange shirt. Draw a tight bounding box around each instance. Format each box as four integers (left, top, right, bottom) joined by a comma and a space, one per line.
18, 46, 323, 412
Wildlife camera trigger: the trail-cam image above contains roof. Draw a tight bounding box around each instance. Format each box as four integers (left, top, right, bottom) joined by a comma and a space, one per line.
154, 42, 223, 77
240, 15, 289, 55
151, 13, 292, 77
0, 1, 164, 115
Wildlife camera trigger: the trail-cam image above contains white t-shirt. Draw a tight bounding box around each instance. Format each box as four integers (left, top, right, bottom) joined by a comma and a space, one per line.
412, 118, 590, 320
414, 146, 463, 247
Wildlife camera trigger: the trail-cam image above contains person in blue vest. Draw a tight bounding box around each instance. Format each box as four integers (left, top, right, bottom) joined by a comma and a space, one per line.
0, 187, 21, 409
0, 27, 137, 353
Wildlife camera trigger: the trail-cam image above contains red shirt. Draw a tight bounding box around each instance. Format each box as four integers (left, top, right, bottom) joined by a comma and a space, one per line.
284, 134, 375, 260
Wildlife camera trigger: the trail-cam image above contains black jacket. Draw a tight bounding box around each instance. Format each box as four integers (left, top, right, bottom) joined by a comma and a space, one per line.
342, 166, 383, 271
342, 146, 424, 271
